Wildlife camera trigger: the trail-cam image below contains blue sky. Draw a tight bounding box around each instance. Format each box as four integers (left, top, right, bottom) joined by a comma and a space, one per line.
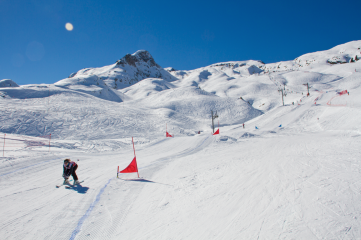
1, 0, 360, 85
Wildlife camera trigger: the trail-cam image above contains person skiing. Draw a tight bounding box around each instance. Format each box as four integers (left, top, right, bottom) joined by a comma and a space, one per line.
63, 159, 80, 185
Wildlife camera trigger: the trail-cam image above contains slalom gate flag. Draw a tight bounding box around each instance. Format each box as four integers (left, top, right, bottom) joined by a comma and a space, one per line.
119, 157, 138, 173
338, 90, 348, 95
117, 137, 140, 178
327, 90, 348, 107
166, 123, 173, 137
279, 125, 282, 127
213, 129, 219, 135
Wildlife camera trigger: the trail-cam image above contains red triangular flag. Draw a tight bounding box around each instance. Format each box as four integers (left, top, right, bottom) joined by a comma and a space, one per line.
213, 129, 219, 135
166, 131, 173, 137
338, 90, 347, 95
120, 157, 138, 173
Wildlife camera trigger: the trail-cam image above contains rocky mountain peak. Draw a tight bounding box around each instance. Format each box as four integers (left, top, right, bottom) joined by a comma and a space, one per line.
116, 50, 160, 68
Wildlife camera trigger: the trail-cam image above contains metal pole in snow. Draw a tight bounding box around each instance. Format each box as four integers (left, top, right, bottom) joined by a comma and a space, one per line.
132, 137, 139, 178
3, 134, 5, 157
211, 110, 214, 133
211, 110, 218, 133
303, 83, 310, 97
278, 89, 284, 106
307, 83, 310, 96
132, 137, 136, 157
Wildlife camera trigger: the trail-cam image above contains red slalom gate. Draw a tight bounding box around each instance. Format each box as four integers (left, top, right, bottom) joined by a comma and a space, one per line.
166, 123, 173, 137
338, 90, 348, 95
213, 120, 220, 135
117, 137, 140, 178
327, 90, 348, 107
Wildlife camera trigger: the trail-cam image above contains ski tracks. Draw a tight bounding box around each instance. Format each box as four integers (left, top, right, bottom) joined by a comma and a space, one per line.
68, 135, 213, 239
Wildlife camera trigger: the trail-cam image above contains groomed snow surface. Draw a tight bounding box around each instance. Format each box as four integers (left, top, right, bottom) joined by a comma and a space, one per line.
1, 41, 361, 239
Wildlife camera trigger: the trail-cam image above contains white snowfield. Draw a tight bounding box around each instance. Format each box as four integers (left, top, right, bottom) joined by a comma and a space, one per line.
1, 40, 361, 240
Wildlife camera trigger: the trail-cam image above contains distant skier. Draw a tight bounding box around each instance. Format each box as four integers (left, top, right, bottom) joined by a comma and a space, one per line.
243, 123, 245, 129
63, 159, 80, 185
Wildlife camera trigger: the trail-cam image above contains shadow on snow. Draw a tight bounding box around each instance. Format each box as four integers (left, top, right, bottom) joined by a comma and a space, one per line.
120, 178, 173, 186
65, 184, 90, 194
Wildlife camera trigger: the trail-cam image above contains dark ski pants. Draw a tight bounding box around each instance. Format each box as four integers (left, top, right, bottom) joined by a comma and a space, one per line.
72, 165, 78, 181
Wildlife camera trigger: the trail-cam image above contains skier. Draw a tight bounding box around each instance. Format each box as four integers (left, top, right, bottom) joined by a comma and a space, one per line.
63, 159, 80, 185
243, 123, 245, 129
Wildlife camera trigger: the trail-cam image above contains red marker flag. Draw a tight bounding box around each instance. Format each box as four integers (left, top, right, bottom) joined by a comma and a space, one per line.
117, 137, 140, 178
166, 123, 173, 137
120, 157, 138, 173
338, 90, 347, 95
213, 129, 219, 135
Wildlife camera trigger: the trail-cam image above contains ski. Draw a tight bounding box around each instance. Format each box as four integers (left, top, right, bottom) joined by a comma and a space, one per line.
56, 183, 68, 188
56, 180, 83, 188
65, 180, 84, 188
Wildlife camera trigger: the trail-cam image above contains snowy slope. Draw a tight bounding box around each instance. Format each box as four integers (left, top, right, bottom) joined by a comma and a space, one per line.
1, 40, 361, 240
0, 85, 261, 140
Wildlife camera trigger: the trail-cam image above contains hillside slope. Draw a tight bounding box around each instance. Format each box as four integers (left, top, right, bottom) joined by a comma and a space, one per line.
1, 40, 361, 240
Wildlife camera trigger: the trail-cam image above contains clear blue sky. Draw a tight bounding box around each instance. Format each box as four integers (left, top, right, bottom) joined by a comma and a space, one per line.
1, 0, 360, 85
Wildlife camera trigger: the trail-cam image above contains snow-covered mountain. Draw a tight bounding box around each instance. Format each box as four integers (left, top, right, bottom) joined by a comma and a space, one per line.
0, 79, 19, 88
65, 50, 176, 89
1, 40, 361, 240
49, 50, 176, 102
1, 41, 361, 134
257, 40, 361, 73
1, 40, 361, 139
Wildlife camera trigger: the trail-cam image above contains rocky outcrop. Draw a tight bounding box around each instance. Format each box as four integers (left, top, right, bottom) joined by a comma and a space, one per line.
115, 50, 161, 68
164, 67, 177, 72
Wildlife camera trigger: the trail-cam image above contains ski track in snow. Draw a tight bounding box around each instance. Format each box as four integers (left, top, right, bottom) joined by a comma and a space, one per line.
0, 157, 61, 177
70, 135, 213, 239
69, 178, 113, 240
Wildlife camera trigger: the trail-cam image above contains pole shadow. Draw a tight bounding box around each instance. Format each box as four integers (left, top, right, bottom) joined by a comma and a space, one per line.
120, 178, 173, 186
